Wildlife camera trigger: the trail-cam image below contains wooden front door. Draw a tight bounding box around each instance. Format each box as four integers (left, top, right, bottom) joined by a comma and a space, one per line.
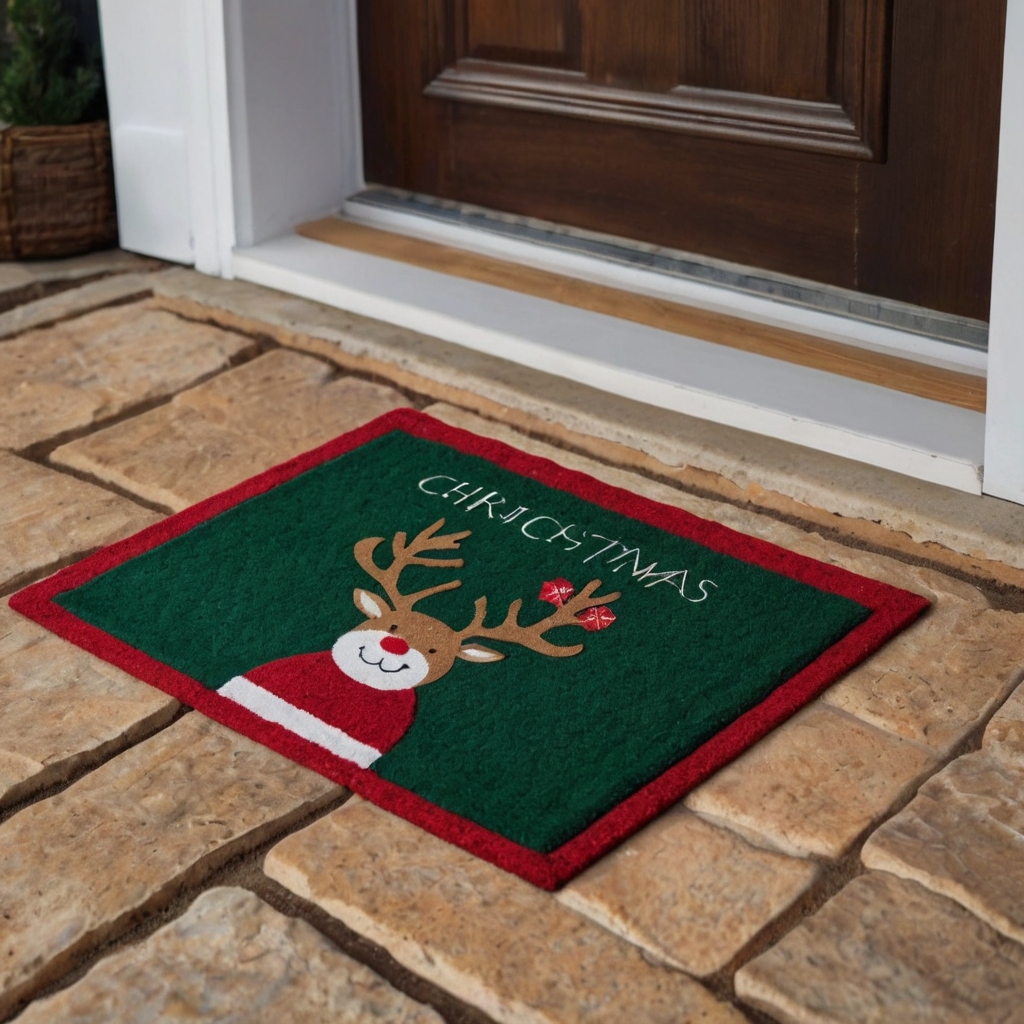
358, 1, 1005, 322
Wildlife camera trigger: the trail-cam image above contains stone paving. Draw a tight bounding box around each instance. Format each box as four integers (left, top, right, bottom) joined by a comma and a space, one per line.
1, 255, 1023, 1022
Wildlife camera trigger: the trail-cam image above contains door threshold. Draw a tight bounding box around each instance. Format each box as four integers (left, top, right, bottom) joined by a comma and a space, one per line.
232, 231, 984, 495
344, 187, 988, 374
297, 216, 985, 415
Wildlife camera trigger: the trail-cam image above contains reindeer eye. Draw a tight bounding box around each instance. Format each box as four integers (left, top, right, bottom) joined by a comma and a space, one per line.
428, 648, 436, 654
388, 624, 398, 632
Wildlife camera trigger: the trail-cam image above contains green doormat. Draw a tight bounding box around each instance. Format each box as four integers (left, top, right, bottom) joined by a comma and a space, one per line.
12, 410, 928, 888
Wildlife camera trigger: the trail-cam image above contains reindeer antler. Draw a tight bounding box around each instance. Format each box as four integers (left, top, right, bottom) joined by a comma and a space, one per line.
354, 519, 469, 611
459, 580, 620, 658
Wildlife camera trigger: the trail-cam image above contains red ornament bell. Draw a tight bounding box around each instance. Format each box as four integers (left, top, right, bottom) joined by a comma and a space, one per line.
539, 577, 576, 607
576, 605, 617, 631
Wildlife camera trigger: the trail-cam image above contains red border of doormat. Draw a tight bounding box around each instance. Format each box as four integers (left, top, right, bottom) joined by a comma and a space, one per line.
10, 409, 929, 889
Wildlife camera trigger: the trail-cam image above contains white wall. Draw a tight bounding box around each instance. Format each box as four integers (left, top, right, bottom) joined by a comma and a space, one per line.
99, 0, 194, 264
101, 0, 360, 265
225, 0, 362, 248
99, 0, 235, 274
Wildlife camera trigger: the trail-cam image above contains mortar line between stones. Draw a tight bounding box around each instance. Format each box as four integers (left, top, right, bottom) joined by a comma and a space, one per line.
156, 304, 438, 412
0, 704, 192, 829
38, 459, 176, 516
0, 771, 347, 1023
0, 784, 501, 1024
14, 337, 269, 465
240, 871, 502, 1024
0, 289, 158, 344
713, 847, 866, 1004
0, 273, 150, 327
817, 702, 941, 757
2, 545, 122, 599
707, 681, 1024, 1009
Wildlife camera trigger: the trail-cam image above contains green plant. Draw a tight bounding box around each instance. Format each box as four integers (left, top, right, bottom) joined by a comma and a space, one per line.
0, 0, 104, 125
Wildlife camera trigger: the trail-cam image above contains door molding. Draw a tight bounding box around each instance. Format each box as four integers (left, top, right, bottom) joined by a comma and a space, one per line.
424, 0, 891, 159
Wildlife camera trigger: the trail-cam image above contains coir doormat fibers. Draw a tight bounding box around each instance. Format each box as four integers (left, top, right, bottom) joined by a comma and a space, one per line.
12, 409, 929, 888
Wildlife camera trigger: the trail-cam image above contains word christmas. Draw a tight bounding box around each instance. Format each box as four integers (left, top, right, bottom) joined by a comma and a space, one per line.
218, 520, 619, 768
419, 474, 718, 604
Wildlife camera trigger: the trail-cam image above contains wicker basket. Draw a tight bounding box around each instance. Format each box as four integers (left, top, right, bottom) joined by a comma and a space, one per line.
0, 121, 118, 260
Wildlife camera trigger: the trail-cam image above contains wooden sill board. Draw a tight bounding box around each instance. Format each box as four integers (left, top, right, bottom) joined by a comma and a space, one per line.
297, 217, 986, 414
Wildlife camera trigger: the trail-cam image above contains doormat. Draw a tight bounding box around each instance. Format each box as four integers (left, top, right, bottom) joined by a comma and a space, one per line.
11, 409, 929, 888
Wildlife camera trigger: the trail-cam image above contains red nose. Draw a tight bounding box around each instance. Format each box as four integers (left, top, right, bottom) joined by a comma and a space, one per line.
380, 634, 410, 656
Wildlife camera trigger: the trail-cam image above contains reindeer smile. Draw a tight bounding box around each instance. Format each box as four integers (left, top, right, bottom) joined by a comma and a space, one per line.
332, 519, 620, 691
357, 646, 410, 674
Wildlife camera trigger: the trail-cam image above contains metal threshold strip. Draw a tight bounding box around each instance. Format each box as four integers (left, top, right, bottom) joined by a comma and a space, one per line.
347, 187, 988, 353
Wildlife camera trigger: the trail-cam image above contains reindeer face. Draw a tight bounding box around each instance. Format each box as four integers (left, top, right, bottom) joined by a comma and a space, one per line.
332, 589, 504, 690
340, 520, 620, 691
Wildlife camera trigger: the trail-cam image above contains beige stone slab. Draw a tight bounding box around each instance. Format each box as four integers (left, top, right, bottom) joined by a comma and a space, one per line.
557, 806, 819, 978
0, 299, 255, 450
821, 593, 1024, 756
862, 750, 1024, 945
685, 704, 936, 859
0, 451, 160, 593
52, 348, 409, 511
0, 250, 162, 315
0, 271, 154, 341
0, 713, 341, 1018
265, 798, 745, 1024
984, 680, 1024, 766
0, 601, 178, 807
16, 886, 444, 1024
149, 269, 1024, 579
735, 871, 1024, 1024
0, 249, 160, 293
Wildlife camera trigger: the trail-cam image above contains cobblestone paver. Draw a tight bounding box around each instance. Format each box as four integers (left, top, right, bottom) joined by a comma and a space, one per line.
0, 714, 339, 1017
3, 263, 1024, 1024
0, 600, 178, 807
265, 798, 747, 1024
0, 300, 254, 450
0, 249, 160, 313
556, 805, 820, 977
862, 750, 1024, 944
0, 271, 153, 341
735, 871, 1024, 1024
52, 348, 408, 510
684, 704, 937, 859
16, 887, 445, 1024
984, 680, 1024, 764
0, 450, 159, 592
821, 583, 1024, 756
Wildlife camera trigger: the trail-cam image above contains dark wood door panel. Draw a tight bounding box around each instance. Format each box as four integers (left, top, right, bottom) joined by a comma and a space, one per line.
679, 0, 833, 101
442, 106, 860, 289
461, 0, 581, 68
358, 0, 1005, 319
857, 0, 1005, 320
425, 0, 890, 158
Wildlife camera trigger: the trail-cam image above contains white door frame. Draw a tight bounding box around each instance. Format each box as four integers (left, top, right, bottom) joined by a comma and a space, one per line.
985, 0, 1024, 504
99, 0, 1024, 504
